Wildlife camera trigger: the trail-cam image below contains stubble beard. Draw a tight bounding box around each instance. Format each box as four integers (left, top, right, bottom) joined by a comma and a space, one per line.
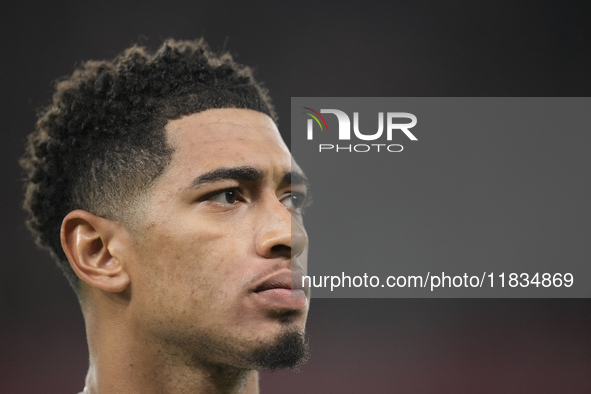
245, 327, 310, 371
168, 322, 310, 373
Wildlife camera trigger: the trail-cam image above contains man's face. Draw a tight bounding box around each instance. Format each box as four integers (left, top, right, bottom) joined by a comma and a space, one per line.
126, 108, 309, 369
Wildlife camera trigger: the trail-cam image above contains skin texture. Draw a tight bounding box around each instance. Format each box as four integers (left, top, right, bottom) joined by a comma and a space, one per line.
61, 108, 310, 394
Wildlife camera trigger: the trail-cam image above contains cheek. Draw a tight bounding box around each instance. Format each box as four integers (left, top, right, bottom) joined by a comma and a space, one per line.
132, 222, 251, 314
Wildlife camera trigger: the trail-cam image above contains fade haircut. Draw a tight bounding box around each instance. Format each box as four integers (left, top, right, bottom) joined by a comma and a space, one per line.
21, 38, 277, 291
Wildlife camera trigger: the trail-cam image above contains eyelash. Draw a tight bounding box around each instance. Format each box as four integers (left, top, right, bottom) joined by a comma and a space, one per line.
286, 192, 309, 212
201, 187, 310, 213
202, 187, 244, 204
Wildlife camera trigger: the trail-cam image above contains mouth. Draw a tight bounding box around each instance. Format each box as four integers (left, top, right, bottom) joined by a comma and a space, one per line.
252, 270, 308, 310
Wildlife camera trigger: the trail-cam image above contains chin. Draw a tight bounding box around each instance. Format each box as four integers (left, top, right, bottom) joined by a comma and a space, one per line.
246, 326, 310, 371
177, 311, 310, 371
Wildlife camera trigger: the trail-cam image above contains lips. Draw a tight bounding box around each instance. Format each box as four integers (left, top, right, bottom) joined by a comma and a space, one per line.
252, 270, 308, 310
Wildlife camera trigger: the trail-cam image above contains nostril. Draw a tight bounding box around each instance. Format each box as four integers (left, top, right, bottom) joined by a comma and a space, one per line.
270, 244, 290, 254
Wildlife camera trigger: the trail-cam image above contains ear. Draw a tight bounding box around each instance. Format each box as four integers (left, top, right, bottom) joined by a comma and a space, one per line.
61, 210, 131, 293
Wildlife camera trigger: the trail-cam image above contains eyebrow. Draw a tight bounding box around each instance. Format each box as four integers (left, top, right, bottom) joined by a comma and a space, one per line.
282, 171, 309, 188
191, 166, 263, 188
190, 166, 309, 189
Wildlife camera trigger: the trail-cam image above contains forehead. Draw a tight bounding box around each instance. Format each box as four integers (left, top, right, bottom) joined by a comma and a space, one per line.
164, 108, 296, 178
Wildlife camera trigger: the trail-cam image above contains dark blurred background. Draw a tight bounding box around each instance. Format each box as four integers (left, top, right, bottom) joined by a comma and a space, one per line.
1, 1, 590, 393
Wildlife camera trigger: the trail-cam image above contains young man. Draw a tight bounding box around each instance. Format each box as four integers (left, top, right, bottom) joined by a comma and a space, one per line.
21, 38, 310, 394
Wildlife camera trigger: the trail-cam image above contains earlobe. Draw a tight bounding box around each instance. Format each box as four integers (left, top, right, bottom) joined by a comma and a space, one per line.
61, 210, 130, 293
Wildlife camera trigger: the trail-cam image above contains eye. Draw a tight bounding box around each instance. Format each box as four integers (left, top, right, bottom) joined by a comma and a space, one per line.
206, 188, 242, 205
282, 192, 307, 212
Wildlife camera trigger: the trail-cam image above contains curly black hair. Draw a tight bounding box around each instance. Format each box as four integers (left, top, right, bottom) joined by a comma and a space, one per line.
21, 38, 277, 291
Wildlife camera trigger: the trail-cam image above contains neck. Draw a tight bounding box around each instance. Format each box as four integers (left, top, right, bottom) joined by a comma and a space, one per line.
81, 295, 259, 394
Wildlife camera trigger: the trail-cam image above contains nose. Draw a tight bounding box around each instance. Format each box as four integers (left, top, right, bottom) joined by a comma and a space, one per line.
255, 195, 308, 260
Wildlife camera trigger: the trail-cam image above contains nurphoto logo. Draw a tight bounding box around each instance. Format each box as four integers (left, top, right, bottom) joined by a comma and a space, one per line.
302, 107, 418, 153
